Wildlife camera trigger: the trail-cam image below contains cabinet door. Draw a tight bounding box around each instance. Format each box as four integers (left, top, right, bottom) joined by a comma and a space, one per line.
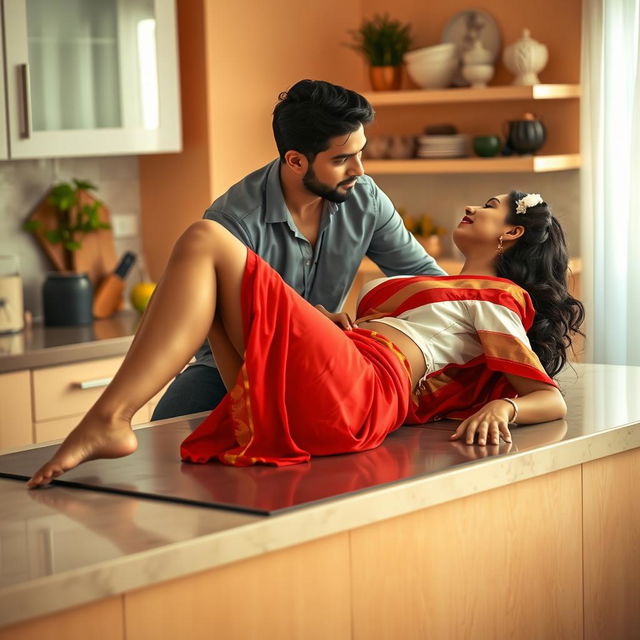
3, 0, 181, 159
0, 371, 32, 450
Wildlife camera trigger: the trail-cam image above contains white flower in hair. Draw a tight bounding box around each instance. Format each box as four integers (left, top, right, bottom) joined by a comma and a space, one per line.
515, 193, 543, 214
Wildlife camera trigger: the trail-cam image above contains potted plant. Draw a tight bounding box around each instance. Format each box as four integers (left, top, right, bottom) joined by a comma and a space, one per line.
398, 209, 446, 257
348, 14, 412, 91
24, 179, 109, 272
24, 179, 110, 326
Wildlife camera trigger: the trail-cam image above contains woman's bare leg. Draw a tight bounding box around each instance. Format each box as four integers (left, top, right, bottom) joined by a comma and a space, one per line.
208, 314, 244, 391
28, 221, 248, 488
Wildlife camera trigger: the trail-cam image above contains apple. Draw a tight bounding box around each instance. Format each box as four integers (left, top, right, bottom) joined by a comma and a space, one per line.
130, 282, 156, 313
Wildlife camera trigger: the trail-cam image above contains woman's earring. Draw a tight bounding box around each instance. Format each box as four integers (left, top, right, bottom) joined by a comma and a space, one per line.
497, 235, 504, 255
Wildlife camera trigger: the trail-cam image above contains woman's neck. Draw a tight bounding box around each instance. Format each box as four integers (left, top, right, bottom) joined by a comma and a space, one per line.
458, 255, 497, 277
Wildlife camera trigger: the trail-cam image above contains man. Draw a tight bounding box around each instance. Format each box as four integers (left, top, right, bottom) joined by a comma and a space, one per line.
152, 79, 445, 420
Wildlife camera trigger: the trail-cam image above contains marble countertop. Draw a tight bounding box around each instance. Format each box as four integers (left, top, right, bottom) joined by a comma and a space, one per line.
0, 311, 140, 373
1, 362, 640, 629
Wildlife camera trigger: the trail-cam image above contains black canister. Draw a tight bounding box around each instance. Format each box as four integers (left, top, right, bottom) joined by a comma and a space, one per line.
42, 272, 93, 326
506, 119, 547, 155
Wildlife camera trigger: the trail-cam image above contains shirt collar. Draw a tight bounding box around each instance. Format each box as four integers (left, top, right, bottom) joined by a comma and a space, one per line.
265, 159, 341, 223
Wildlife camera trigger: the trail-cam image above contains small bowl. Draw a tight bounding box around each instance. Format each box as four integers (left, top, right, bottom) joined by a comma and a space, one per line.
473, 135, 502, 157
406, 59, 457, 89
404, 43, 457, 64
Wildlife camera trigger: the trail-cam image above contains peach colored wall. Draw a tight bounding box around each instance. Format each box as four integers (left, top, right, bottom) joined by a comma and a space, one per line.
139, 0, 213, 280
204, 1, 365, 197
140, 0, 364, 278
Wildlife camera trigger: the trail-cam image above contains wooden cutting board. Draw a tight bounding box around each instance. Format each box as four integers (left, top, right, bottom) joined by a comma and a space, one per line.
27, 189, 118, 285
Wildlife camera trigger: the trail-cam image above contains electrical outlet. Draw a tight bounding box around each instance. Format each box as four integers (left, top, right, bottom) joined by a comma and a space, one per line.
111, 214, 139, 238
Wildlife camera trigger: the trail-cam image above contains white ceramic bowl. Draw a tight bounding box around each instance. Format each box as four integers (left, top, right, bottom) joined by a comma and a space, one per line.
404, 43, 457, 65
405, 58, 457, 89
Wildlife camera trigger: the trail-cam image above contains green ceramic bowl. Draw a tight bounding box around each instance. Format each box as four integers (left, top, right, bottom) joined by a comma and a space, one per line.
473, 135, 502, 158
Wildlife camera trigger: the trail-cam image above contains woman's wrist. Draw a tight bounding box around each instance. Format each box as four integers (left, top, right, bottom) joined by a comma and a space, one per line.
501, 397, 519, 423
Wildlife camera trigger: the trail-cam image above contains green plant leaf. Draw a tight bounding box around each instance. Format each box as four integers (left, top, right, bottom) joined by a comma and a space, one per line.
73, 179, 97, 192
346, 13, 412, 66
64, 240, 82, 251
23, 219, 42, 232
45, 229, 62, 244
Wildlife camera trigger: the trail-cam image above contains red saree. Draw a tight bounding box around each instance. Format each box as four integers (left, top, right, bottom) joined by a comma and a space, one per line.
180, 250, 412, 467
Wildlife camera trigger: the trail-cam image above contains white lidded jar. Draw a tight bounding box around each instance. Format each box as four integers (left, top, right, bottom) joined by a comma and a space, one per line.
503, 29, 549, 85
0, 255, 24, 333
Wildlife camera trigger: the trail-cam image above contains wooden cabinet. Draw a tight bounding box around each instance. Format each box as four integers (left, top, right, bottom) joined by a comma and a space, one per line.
0, 356, 166, 452
0, 0, 181, 159
0, 371, 32, 449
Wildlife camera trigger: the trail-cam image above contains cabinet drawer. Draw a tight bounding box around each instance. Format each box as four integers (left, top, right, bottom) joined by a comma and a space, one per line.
32, 357, 125, 422
0, 370, 33, 450
34, 405, 150, 444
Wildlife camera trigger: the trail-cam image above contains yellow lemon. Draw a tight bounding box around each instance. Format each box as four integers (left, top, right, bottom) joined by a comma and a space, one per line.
130, 282, 156, 313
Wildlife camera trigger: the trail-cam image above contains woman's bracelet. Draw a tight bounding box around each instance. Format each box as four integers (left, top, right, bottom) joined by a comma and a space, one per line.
501, 397, 519, 423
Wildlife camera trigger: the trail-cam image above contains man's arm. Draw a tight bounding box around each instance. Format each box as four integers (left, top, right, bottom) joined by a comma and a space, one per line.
366, 183, 447, 276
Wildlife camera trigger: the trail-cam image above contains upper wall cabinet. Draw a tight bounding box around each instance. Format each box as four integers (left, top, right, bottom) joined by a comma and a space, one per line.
1, 0, 181, 159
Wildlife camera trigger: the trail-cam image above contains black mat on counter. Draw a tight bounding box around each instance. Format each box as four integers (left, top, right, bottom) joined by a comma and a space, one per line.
0, 421, 488, 515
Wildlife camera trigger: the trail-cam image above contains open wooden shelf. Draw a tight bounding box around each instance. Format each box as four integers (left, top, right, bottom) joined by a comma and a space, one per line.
364, 154, 581, 174
362, 84, 581, 106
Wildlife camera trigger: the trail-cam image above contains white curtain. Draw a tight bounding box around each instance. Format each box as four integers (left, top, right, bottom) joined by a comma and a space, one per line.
581, 0, 640, 364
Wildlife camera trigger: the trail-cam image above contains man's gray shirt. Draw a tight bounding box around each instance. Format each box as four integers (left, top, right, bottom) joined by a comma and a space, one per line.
194, 159, 446, 366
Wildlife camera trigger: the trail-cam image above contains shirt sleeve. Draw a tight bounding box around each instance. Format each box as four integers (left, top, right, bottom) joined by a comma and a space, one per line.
365, 181, 447, 277
204, 207, 255, 251
466, 295, 556, 386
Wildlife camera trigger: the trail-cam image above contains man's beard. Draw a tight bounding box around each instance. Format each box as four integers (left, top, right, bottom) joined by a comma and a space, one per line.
303, 165, 356, 203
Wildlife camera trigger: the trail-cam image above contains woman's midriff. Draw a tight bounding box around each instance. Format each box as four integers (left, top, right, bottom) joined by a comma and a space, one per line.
357, 320, 427, 391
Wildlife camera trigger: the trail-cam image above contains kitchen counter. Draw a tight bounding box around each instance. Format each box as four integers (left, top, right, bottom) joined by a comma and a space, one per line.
0, 311, 140, 373
0, 362, 639, 635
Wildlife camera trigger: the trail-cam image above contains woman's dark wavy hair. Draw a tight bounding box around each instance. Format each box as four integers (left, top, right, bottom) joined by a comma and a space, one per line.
272, 79, 374, 162
496, 191, 585, 377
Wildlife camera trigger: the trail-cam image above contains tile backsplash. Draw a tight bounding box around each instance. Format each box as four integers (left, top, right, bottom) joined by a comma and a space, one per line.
0, 157, 143, 321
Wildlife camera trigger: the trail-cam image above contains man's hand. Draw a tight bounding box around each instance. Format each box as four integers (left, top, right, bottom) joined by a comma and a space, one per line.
315, 305, 358, 330
449, 399, 514, 446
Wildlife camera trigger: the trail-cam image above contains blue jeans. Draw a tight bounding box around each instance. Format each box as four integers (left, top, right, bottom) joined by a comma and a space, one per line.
151, 365, 227, 421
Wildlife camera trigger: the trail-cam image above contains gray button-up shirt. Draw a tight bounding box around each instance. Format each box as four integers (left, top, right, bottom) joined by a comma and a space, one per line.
194, 159, 446, 366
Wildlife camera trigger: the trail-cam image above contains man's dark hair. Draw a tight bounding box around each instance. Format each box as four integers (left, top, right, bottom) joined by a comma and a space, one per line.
272, 79, 374, 162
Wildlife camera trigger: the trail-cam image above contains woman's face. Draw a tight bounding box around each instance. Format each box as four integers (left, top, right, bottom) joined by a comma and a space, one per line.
452, 193, 514, 254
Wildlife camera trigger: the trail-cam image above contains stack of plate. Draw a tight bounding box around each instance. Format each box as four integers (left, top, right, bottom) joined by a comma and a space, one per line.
416, 134, 470, 159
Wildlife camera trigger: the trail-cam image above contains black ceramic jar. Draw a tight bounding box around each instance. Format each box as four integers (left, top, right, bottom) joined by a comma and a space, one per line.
506, 119, 547, 155
42, 272, 93, 326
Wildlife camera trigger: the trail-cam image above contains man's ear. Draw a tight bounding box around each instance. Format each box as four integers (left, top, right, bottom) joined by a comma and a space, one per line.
505, 225, 525, 240
283, 150, 308, 176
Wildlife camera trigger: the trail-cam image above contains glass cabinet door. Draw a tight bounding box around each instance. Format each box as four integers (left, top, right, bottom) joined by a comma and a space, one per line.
0, 10, 8, 159
2, 0, 181, 158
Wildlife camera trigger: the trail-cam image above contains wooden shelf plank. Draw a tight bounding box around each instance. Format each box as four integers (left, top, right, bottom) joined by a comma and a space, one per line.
364, 154, 581, 174
362, 84, 581, 106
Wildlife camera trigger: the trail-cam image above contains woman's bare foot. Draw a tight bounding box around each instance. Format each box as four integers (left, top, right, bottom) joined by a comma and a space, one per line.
27, 411, 138, 489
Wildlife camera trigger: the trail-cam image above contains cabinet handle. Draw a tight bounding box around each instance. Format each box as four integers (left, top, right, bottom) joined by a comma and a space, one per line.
18, 63, 32, 139
74, 377, 113, 390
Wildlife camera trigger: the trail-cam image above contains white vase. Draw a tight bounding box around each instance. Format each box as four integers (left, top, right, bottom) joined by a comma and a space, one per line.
461, 63, 494, 88
503, 29, 549, 86
462, 39, 493, 65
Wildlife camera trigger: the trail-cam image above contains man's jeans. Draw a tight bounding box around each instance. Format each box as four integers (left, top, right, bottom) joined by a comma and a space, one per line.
151, 365, 227, 421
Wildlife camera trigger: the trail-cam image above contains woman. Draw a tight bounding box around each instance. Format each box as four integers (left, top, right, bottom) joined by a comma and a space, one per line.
28, 191, 583, 487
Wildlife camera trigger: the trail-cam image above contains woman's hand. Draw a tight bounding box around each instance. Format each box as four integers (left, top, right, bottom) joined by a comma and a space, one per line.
315, 305, 358, 330
450, 399, 514, 446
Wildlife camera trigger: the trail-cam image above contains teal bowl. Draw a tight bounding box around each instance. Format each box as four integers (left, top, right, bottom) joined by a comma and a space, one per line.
473, 135, 502, 158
